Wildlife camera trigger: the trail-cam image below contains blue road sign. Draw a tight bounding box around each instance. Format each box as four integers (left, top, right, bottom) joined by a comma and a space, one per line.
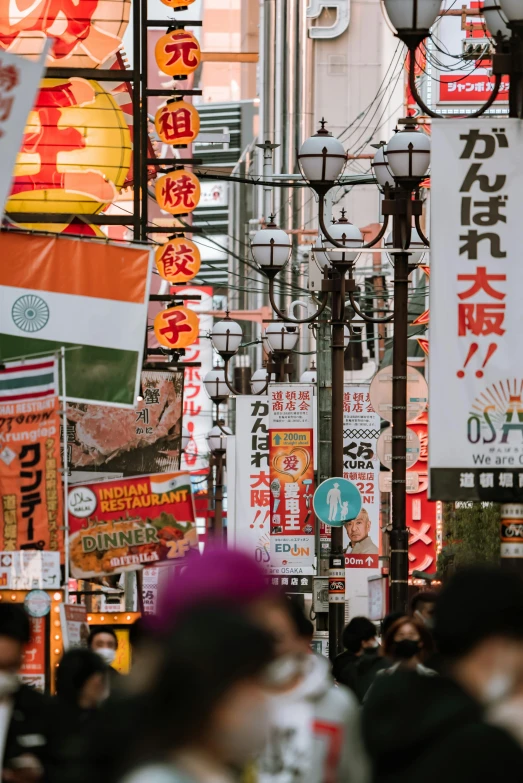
313, 477, 362, 527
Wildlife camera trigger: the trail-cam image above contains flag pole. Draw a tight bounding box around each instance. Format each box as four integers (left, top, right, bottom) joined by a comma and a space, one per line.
60, 347, 70, 603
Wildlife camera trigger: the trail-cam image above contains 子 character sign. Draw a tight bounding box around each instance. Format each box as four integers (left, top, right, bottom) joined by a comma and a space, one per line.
154, 306, 199, 350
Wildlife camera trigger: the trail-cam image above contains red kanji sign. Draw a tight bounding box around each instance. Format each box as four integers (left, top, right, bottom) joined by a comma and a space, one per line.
155, 101, 200, 145
155, 170, 200, 215
154, 306, 199, 349
155, 237, 201, 283
155, 29, 200, 77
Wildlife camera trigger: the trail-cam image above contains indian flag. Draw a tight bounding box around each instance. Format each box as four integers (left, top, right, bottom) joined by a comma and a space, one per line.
0, 233, 152, 408
0, 357, 57, 402
150, 473, 190, 495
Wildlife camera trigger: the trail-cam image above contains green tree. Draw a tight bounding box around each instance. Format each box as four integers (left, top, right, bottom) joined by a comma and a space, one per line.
439, 502, 500, 572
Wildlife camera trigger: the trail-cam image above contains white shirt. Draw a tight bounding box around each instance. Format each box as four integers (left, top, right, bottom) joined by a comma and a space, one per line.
0, 698, 14, 769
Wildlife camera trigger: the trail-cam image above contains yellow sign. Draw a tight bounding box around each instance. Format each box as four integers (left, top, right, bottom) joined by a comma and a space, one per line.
155, 238, 201, 283
155, 29, 201, 77
155, 170, 201, 215
154, 306, 199, 349
155, 101, 200, 146
271, 432, 311, 447
8, 79, 132, 217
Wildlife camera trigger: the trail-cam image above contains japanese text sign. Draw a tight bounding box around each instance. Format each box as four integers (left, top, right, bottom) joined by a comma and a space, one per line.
67, 472, 198, 578
155, 238, 201, 283
155, 29, 200, 77
342, 386, 381, 569
154, 306, 199, 349
0, 396, 63, 555
430, 120, 523, 501
269, 385, 315, 573
407, 417, 437, 575
156, 170, 201, 215
231, 397, 271, 566
155, 101, 200, 146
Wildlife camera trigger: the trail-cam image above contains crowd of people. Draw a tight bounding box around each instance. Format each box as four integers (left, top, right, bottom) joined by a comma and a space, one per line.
1, 553, 523, 783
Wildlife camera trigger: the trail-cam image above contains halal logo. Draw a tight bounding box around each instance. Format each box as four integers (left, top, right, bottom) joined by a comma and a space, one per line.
12, 295, 49, 333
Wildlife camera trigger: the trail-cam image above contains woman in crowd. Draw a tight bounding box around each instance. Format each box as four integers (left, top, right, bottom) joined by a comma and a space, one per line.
119, 605, 274, 783
378, 616, 435, 676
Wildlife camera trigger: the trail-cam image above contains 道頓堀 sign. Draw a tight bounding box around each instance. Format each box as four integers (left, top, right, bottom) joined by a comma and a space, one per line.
430, 120, 523, 501
269, 385, 315, 573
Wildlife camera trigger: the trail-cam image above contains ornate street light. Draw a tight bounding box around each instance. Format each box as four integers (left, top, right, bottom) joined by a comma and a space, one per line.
483, 2, 511, 38
210, 314, 243, 361
207, 424, 233, 453
297, 118, 347, 188
251, 216, 292, 278
203, 367, 230, 404
383, 0, 441, 48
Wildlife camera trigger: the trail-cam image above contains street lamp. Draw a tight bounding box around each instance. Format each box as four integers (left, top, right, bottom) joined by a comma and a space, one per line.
203, 367, 230, 405
254, 119, 396, 658
207, 423, 232, 539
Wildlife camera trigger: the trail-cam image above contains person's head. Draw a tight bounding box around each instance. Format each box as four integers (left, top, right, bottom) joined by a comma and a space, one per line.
286, 599, 314, 648
381, 611, 404, 639
434, 566, 523, 706
133, 605, 274, 769
56, 649, 108, 709
345, 508, 371, 545
411, 590, 438, 629
342, 616, 377, 655
383, 616, 433, 664
88, 627, 118, 665
0, 604, 30, 695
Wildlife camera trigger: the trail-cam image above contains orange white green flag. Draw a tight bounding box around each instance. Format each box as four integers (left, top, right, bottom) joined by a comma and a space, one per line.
0, 233, 152, 407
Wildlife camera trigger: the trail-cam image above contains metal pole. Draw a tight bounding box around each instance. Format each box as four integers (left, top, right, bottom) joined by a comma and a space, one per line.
60, 347, 70, 603
140, 0, 149, 240
390, 241, 410, 614
214, 451, 224, 539
132, 0, 141, 240
329, 277, 346, 659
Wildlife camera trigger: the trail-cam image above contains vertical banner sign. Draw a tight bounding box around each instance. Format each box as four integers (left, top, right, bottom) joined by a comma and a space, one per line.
0, 359, 63, 553
407, 414, 437, 575
175, 287, 213, 473
269, 385, 315, 573
343, 386, 381, 568
233, 396, 271, 566
0, 47, 49, 213
430, 119, 523, 501
20, 616, 46, 692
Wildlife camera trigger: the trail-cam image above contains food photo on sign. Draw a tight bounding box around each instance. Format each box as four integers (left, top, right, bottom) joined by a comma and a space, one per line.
67, 369, 184, 478
67, 472, 198, 579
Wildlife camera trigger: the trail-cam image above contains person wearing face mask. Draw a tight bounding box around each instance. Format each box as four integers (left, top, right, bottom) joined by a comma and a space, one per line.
118, 605, 274, 783
88, 627, 122, 692
411, 591, 438, 630
362, 567, 523, 783
0, 604, 56, 783
333, 617, 388, 703
374, 616, 436, 679
253, 598, 369, 783
49, 649, 109, 783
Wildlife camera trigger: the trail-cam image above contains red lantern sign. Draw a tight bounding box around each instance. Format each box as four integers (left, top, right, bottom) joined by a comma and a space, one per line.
155, 238, 201, 283
155, 170, 200, 215
155, 29, 200, 77
154, 306, 199, 349
155, 101, 200, 145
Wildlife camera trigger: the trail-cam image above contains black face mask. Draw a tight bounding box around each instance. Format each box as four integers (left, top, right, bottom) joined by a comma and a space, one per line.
392, 639, 421, 660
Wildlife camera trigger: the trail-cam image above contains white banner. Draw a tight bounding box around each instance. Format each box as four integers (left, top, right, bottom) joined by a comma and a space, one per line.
0, 46, 49, 213
232, 396, 271, 566
430, 119, 523, 501
342, 386, 381, 568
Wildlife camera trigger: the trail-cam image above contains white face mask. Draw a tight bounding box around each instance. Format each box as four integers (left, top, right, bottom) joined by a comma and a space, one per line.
263, 654, 305, 688
0, 672, 19, 698
96, 647, 116, 665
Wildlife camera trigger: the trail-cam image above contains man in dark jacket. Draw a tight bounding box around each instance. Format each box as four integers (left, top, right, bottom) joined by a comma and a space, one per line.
0, 604, 54, 783
362, 567, 523, 783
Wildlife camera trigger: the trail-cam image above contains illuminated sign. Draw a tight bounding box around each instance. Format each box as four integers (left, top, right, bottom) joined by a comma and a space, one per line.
155, 170, 200, 215
154, 306, 199, 349
155, 100, 200, 145
155, 29, 201, 77
155, 238, 201, 283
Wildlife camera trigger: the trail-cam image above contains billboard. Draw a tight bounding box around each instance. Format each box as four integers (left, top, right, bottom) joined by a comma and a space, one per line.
430, 120, 521, 500
67, 472, 198, 578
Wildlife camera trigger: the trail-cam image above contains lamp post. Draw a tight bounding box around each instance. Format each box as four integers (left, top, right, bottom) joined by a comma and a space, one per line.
206, 424, 232, 540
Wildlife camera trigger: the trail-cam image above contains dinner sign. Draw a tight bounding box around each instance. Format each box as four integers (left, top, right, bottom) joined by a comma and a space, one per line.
67, 472, 198, 578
